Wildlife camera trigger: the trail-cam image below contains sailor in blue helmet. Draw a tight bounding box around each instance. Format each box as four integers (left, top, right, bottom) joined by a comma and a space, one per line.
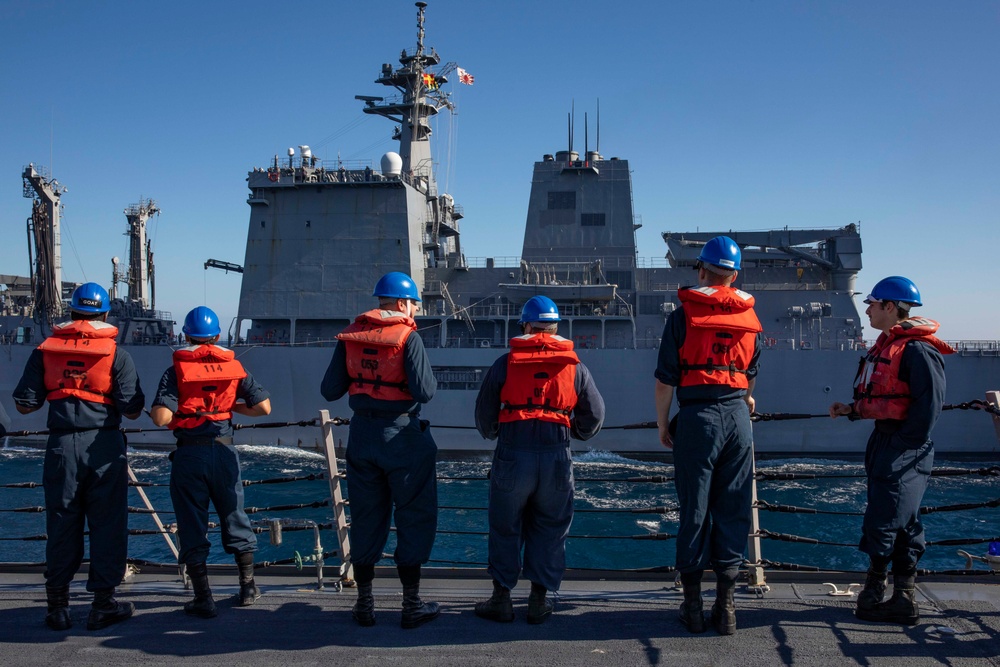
473, 295, 604, 624
653, 236, 763, 635
13, 283, 145, 631
321, 271, 441, 629
150, 306, 272, 618
830, 276, 951, 625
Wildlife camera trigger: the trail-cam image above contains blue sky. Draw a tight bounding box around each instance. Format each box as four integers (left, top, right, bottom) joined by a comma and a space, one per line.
1, 1, 997, 340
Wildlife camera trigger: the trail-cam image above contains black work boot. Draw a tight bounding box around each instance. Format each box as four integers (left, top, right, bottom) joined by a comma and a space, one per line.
856, 566, 888, 613
235, 551, 261, 607
679, 573, 706, 634
401, 583, 440, 629
711, 576, 737, 635
45, 584, 72, 631
856, 574, 919, 625
184, 562, 217, 619
527, 582, 554, 625
475, 579, 514, 623
352, 583, 376, 627
87, 588, 135, 631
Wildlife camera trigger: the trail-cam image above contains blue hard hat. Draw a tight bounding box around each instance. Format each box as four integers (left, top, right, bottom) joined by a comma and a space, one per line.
70, 282, 111, 314
372, 271, 421, 302
519, 295, 561, 325
697, 236, 742, 271
182, 306, 221, 338
864, 276, 922, 307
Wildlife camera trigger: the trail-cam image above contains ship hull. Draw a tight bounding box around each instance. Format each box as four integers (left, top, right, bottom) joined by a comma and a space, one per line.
4, 345, 997, 455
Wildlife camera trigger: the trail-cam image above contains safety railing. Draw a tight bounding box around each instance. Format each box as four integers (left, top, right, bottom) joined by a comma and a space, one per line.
1, 396, 999, 595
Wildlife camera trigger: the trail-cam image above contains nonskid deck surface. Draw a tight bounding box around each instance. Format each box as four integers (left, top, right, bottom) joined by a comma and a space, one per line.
0, 569, 997, 666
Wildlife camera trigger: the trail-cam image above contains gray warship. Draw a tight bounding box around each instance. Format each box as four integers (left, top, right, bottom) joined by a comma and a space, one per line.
4, 3, 999, 454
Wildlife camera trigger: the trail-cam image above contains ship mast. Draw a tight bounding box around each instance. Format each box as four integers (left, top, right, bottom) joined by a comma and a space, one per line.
356, 1, 453, 192
355, 1, 465, 271
22, 164, 65, 323
115, 199, 160, 310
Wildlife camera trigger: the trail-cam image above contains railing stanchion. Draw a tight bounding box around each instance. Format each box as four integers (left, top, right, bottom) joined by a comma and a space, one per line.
746, 442, 767, 592
127, 464, 182, 582
320, 410, 353, 585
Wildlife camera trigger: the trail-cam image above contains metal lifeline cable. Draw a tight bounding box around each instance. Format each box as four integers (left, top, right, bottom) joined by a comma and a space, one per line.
4, 398, 994, 437
753, 529, 856, 549
436, 504, 672, 514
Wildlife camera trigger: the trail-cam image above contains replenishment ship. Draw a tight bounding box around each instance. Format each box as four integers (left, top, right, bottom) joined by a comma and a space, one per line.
3, 2, 999, 454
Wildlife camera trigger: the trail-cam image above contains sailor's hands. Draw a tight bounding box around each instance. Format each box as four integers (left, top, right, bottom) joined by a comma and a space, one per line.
658, 422, 673, 449
745, 395, 756, 415
829, 402, 853, 419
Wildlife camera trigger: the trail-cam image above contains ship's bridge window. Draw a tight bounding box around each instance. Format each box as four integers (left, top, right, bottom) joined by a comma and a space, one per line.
547, 191, 576, 210
581, 213, 606, 227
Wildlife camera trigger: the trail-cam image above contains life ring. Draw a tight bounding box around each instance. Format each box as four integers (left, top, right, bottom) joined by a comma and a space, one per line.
268, 171, 279, 182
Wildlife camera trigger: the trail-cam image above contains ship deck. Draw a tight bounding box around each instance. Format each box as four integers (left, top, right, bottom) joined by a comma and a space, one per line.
1, 566, 998, 666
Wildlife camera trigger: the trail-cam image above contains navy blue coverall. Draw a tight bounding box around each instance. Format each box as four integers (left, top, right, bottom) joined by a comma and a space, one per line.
655, 310, 762, 579
152, 365, 270, 566
13, 346, 144, 590
856, 341, 946, 573
474, 354, 604, 592
320, 327, 438, 579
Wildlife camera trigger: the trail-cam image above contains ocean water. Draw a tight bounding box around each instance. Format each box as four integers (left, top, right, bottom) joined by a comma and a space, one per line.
1, 444, 998, 574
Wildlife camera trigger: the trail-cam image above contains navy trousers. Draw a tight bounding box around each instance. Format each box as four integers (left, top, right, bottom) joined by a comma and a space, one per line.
860, 431, 933, 572
169, 443, 256, 566
486, 442, 574, 592
672, 398, 754, 578
43, 430, 129, 591
345, 414, 438, 567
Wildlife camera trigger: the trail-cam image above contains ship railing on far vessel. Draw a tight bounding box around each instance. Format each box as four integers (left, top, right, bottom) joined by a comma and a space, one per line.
2, 402, 1000, 593
256, 157, 435, 194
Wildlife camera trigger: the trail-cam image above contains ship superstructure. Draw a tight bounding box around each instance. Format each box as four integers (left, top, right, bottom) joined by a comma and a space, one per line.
236, 1, 464, 346
4, 3, 999, 454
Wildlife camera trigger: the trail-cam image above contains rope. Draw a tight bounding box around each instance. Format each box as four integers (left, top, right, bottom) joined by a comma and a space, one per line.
2, 417, 345, 439
243, 473, 329, 486
234, 418, 326, 430
926, 536, 1000, 547
921, 497, 1000, 515
755, 466, 1000, 482
4, 398, 996, 439
0, 506, 45, 513
754, 500, 862, 517
438, 504, 672, 515
755, 529, 856, 548
245, 500, 330, 514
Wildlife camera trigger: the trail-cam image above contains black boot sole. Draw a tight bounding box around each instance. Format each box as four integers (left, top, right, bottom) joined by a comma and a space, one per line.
527, 610, 553, 625
352, 611, 376, 627
46, 610, 72, 631
238, 587, 261, 607
184, 602, 218, 619
474, 604, 514, 623
680, 614, 707, 634
87, 603, 135, 631
401, 609, 440, 629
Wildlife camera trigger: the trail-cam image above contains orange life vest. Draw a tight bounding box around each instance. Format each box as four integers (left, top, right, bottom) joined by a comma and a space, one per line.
677, 285, 763, 389
499, 333, 580, 427
170, 344, 247, 430
336, 309, 416, 402
38, 320, 119, 405
853, 317, 954, 420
